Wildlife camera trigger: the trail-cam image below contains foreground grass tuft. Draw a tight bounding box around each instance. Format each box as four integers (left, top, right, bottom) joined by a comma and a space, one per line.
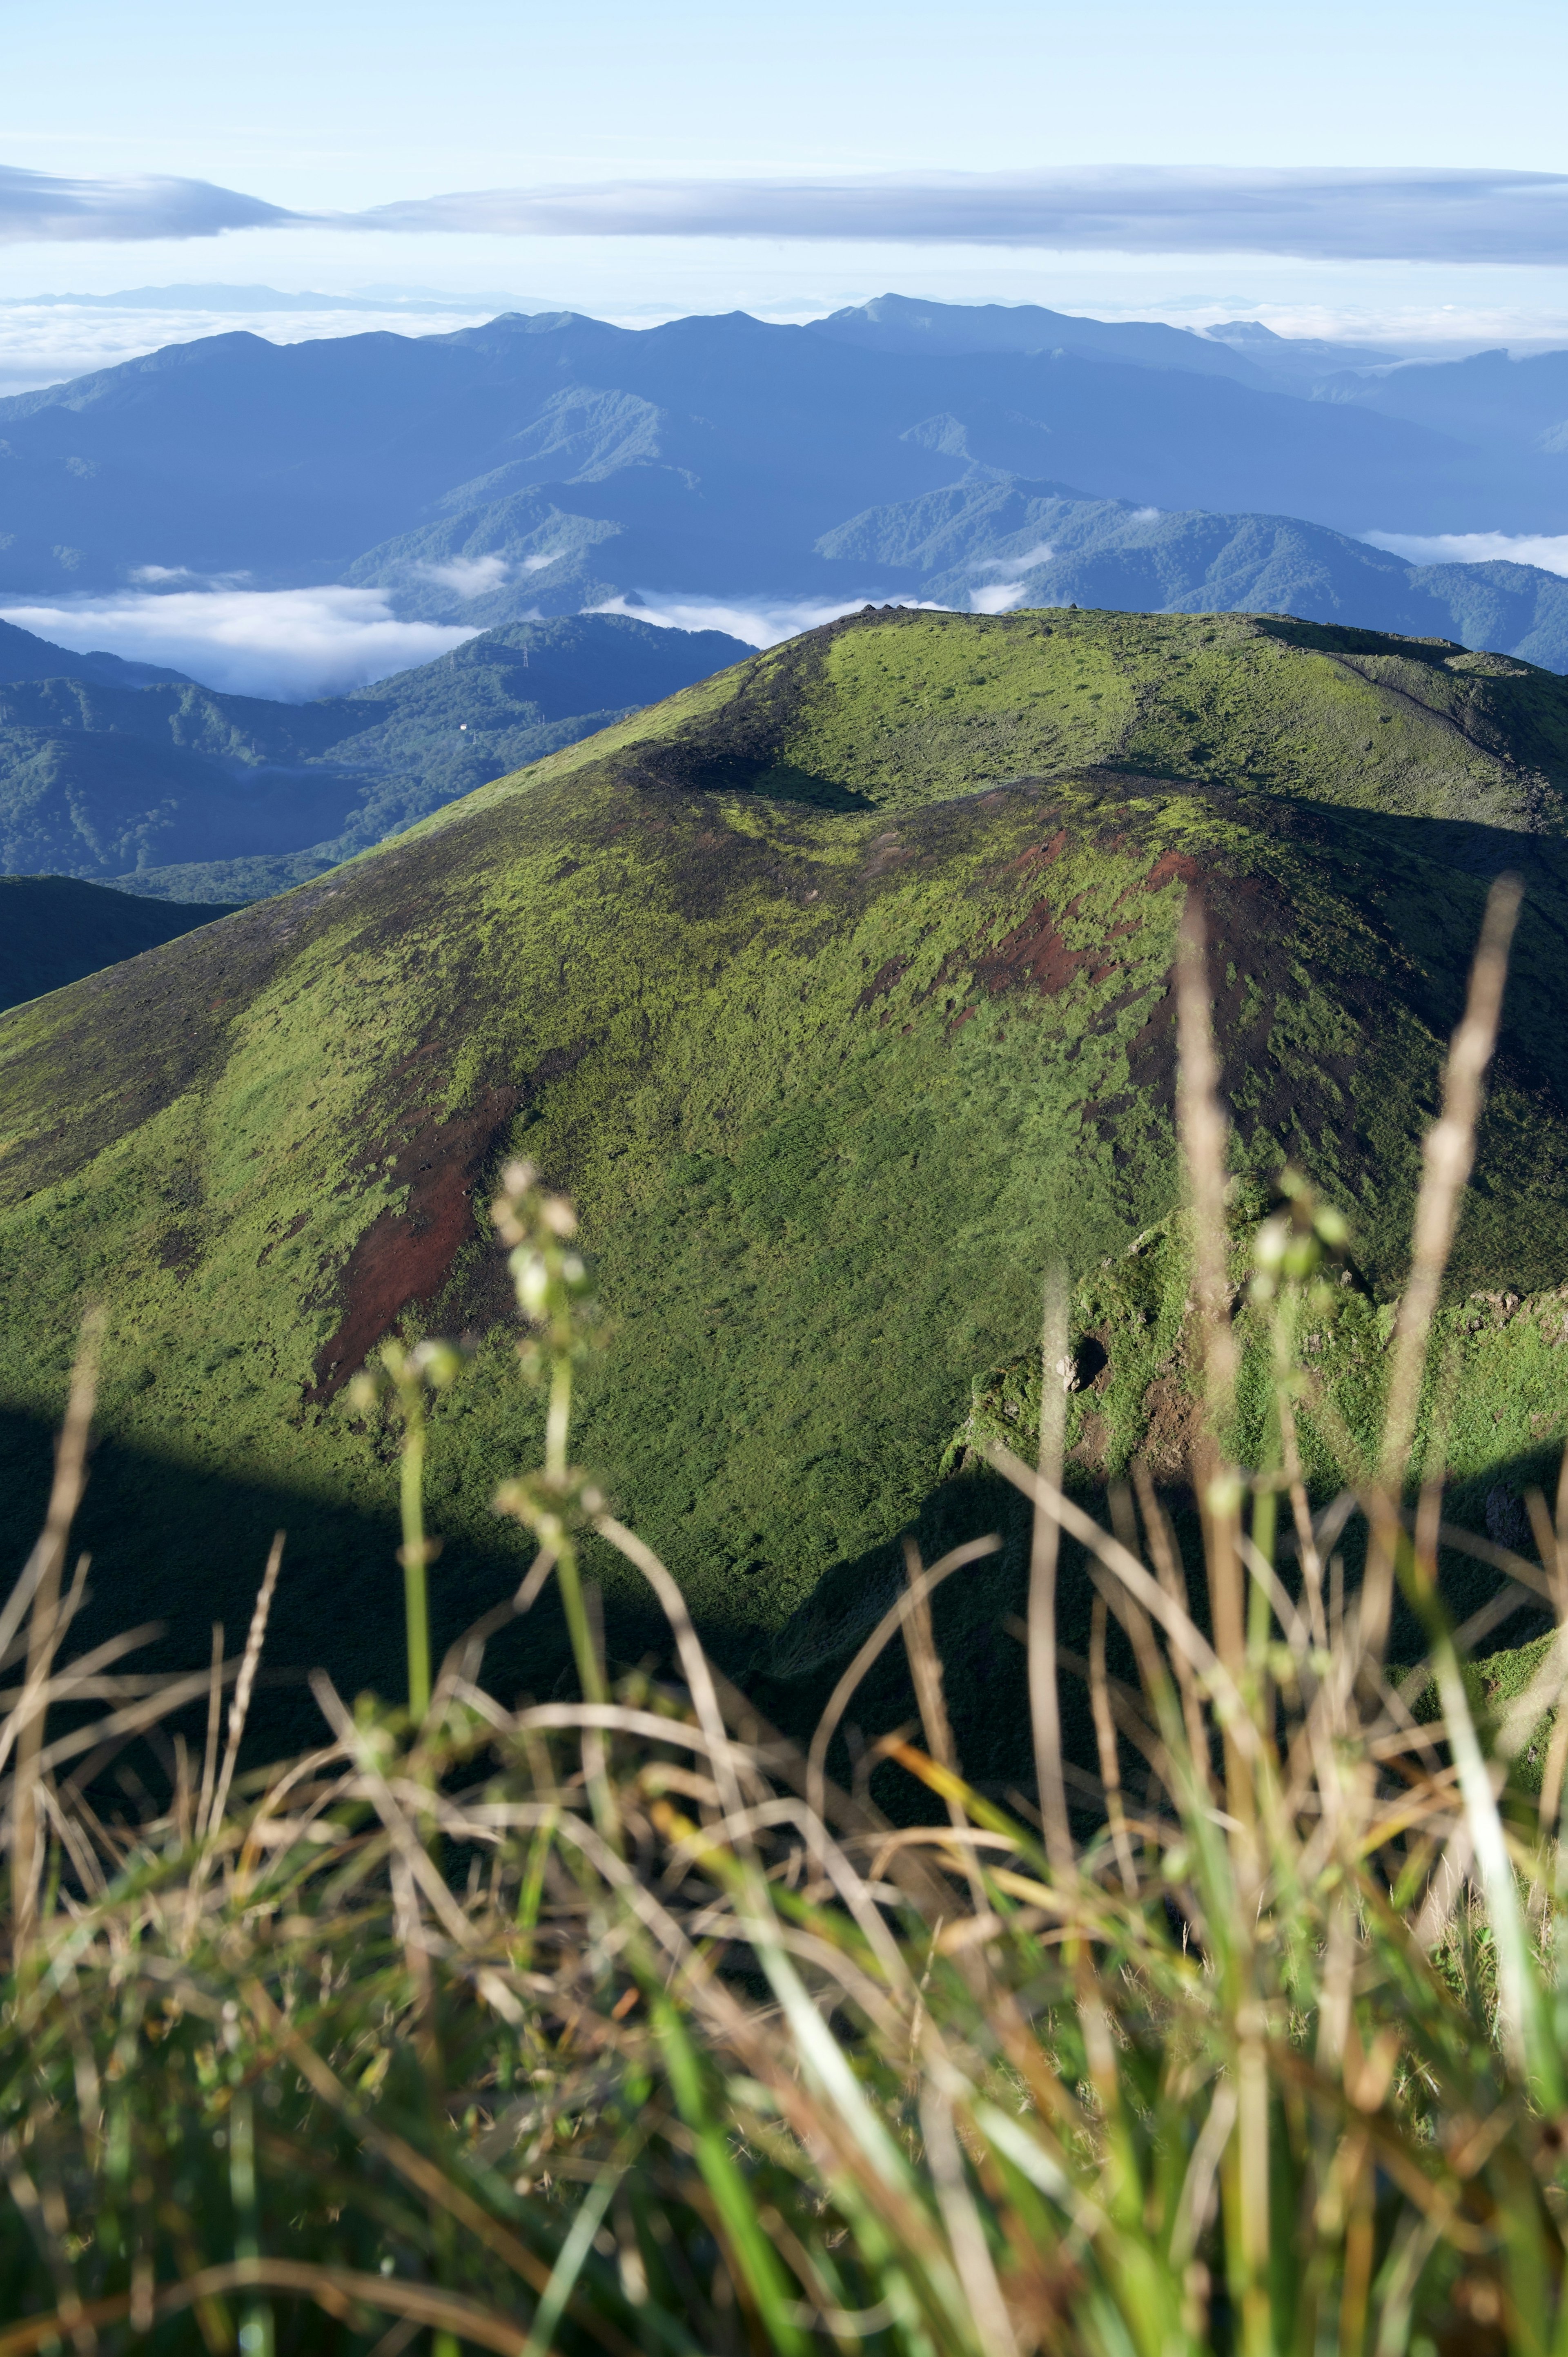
4, 880, 1568, 2352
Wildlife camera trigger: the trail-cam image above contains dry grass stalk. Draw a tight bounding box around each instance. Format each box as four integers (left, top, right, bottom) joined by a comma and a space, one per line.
1363, 875, 1522, 1668
1174, 893, 1248, 1823
202, 1533, 284, 1850
1087, 1594, 1136, 1895
1380, 874, 1522, 1490
1029, 1270, 1073, 1878
803, 1535, 1000, 1867
10, 1308, 103, 1953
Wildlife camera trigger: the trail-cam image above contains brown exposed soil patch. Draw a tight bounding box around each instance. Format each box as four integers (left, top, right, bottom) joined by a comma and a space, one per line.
1140, 849, 1201, 893
971, 900, 1099, 998
1069, 1412, 1110, 1472
971, 844, 1200, 1007
1139, 1376, 1202, 1479
1011, 829, 1067, 875
307, 1084, 521, 1402
855, 957, 909, 1012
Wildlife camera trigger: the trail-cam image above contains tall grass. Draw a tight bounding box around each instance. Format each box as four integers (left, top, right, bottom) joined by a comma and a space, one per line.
2, 878, 1566, 2353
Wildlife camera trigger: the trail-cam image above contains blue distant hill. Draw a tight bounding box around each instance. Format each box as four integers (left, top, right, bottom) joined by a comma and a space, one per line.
0, 299, 1543, 621
811, 483, 1568, 670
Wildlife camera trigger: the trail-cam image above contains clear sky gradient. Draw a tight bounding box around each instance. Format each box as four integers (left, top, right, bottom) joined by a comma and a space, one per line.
4, 0, 1568, 339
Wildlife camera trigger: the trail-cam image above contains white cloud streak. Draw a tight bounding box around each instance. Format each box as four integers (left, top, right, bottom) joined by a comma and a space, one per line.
0, 163, 296, 244
0, 585, 476, 700
8, 162, 1568, 267
970, 543, 1055, 573
1363, 529, 1568, 577
588, 593, 947, 645
968, 582, 1029, 614
418, 555, 512, 596
353, 168, 1568, 266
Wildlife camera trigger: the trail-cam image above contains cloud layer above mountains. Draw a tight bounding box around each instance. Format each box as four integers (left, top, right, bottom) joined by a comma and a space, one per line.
359, 170, 1568, 264
0, 165, 294, 243
7, 162, 1568, 264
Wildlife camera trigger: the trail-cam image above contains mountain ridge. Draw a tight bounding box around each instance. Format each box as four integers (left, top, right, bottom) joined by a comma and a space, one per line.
0, 306, 1516, 613
4, 604, 1568, 1726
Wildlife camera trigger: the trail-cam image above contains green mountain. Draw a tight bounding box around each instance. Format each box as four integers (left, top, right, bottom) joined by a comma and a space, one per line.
4, 605, 1568, 1736
818, 483, 1568, 670
0, 613, 751, 902
0, 875, 230, 1013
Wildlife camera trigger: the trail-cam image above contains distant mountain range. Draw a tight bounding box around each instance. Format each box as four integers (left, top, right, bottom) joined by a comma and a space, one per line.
0, 612, 751, 902
3, 295, 1565, 627
6, 292, 1568, 916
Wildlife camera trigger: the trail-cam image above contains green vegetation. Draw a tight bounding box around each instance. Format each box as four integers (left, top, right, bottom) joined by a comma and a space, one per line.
4, 607, 1568, 1736
0, 614, 748, 902
949, 1195, 1568, 1559
0, 874, 230, 1012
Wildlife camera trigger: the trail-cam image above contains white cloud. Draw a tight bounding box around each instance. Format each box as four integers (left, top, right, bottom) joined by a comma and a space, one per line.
0, 163, 296, 244
969, 582, 1029, 614
971, 542, 1054, 573
588, 592, 946, 645
1361, 529, 1568, 577
1130, 506, 1162, 522
352, 168, 1568, 268
128, 562, 252, 586
0, 585, 477, 700
418, 554, 512, 596
13, 158, 1568, 271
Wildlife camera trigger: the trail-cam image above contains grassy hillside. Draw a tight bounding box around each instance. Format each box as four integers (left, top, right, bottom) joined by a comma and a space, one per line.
4, 604, 1568, 1733
0, 874, 230, 1011
0, 613, 750, 901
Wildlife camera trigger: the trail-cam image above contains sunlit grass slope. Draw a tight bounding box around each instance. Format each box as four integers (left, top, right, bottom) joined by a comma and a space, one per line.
3, 605, 1568, 1708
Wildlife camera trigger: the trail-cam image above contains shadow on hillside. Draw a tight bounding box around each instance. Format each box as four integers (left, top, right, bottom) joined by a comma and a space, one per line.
1283, 797, 1568, 899
2, 1406, 1558, 1829
745, 1456, 1559, 1827
0, 1407, 606, 1766
619, 739, 877, 809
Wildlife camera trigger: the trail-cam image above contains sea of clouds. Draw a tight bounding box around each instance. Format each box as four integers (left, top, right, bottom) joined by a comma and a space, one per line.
7, 530, 1566, 708
0, 585, 967, 700
0, 584, 477, 699
587, 592, 952, 645
0, 297, 506, 399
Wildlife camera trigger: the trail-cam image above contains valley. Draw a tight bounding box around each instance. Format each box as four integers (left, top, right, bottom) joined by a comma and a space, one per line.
0, 609, 750, 903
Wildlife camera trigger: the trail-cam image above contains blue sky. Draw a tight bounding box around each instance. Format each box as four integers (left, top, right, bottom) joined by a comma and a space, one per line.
5, 0, 1568, 340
